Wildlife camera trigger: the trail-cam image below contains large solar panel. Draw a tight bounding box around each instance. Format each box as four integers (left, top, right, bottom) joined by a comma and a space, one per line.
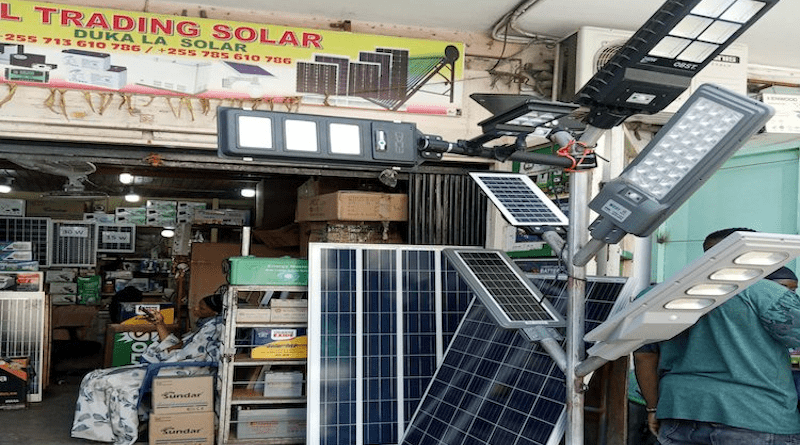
349, 61, 382, 99
314, 54, 351, 96
308, 243, 474, 445
376, 48, 409, 100
359, 51, 392, 101
297, 61, 338, 96
443, 249, 563, 329
470, 172, 569, 227
402, 274, 626, 445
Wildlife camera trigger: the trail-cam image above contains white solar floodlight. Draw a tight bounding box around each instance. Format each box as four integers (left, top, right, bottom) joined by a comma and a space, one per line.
573, 84, 774, 266
583, 231, 800, 361
576, 0, 780, 129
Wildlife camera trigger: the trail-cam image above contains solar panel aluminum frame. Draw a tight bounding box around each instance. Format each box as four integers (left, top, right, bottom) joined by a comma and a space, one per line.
469, 172, 569, 227
49, 220, 98, 267
443, 248, 564, 329
96, 223, 136, 253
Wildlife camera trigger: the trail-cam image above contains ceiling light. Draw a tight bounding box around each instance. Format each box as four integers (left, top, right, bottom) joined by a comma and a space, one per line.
240, 188, 256, 198
160, 228, 175, 238
124, 190, 140, 203
0, 184, 11, 194
581, 231, 800, 362
573, 84, 774, 266
119, 173, 134, 184
575, 0, 779, 129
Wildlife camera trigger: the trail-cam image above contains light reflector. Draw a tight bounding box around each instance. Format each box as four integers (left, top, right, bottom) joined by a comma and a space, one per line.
584, 231, 800, 361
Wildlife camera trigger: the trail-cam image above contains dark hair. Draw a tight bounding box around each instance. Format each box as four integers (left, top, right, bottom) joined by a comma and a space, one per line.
110, 286, 143, 323
703, 227, 756, 251
202, 293, 223, 314
766, 266, 798, 282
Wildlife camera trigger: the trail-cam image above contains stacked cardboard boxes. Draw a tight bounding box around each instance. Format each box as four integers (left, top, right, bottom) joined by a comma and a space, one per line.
149, 374, 215, 445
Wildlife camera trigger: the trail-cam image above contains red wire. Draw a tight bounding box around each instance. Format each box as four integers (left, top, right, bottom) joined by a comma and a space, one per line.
557, 140, 593, 173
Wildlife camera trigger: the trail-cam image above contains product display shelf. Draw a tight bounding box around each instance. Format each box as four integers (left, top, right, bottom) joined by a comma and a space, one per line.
218, 285, 308, 445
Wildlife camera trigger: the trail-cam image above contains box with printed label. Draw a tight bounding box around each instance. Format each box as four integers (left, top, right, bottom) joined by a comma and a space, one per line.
0, 251, 32, 261
295, 191, 408, 222
227, 257, 308, 286
151, 374, 213, 414
250, 327, 307, 359
0, 272, 42, 292
149, 411, 214, 445
49, 282, 78, 294
0, 198, 25, 216
236, 407, 306, 440
118, 302, 175, 325
0, 357, 28, 409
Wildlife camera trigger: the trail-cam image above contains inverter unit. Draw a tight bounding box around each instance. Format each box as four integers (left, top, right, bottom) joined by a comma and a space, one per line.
554, 26, 748, 125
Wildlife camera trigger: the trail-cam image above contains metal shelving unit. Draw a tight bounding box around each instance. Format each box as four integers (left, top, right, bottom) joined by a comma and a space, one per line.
218, 285, 308, 444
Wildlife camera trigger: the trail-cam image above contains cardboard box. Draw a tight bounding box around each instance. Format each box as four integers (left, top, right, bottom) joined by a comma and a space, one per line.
0, 198, 25, 216
0, 242, 31, 251
152, 374, 213, 414
26, 199, 84, 218
193, 208, 249, 226
250, 327, 307, 359
761, 93, 800, 133
46, 269, 78, 282
263, 371, 303, 397
236, 407, 306, 440
227, 257, 308, 286
0, 251, 32, 261
149, 411, 214, 445
0, 261, 38, 271
49, 282, 77, 294
118, 302, 175, 325
296, 191, 408, 222
0, 357, 28, 409
237, 299, 308, 324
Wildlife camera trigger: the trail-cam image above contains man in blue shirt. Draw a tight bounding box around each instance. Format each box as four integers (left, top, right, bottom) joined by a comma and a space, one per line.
634, 228, 800, 444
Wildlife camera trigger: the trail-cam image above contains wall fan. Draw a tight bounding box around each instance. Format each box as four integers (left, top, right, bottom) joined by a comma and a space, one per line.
11, 159, 109, 199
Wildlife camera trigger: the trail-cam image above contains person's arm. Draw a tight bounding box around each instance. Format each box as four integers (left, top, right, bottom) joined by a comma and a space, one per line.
633, 349, 660, 437
145, 308, 183, 352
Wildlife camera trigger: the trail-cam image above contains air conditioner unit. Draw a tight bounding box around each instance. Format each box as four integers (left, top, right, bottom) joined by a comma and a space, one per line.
554, 26, 748, 125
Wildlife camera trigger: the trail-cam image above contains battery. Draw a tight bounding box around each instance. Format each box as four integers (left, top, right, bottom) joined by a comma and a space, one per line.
62, 49, 112, 71
4, 68, 49, 83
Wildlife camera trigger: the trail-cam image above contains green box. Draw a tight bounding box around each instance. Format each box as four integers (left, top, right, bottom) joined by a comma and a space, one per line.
227, 257, 308, 286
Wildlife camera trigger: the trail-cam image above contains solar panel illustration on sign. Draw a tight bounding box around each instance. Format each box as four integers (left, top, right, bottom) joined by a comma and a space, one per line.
443, 249, 563, 329
308, 243, 474, 445
470, 172, 569, 227
297, 61, 339, 96
401, 274, 625, 445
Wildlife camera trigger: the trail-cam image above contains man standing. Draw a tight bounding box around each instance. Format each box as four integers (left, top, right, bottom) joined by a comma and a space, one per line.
634, 228, 800, 444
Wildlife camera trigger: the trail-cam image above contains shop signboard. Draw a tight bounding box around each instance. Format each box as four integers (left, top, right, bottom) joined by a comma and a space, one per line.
0, 0, 464, 115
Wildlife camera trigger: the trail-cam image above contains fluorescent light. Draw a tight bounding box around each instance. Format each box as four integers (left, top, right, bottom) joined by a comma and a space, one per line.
582, 231, 800, 361
240, 188, 256, 198
124, 191, 140, 203
573, 84, 774, 266
119, 173, 134, 184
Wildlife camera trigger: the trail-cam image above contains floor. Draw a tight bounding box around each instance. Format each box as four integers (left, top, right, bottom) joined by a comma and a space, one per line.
0, 343, 148, 445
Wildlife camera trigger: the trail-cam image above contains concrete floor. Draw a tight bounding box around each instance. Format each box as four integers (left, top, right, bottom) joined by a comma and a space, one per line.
0, 348, 147, 445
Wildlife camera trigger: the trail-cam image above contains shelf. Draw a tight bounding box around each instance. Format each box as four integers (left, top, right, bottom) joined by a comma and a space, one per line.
231, 357, 306, 366
231, 388, 306, 405
224, 435, 305, 445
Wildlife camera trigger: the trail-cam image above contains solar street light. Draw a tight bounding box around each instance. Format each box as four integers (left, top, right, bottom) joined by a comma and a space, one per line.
576, 0, 780, 129
580, 231, 800, 365
572, 84, 774, 266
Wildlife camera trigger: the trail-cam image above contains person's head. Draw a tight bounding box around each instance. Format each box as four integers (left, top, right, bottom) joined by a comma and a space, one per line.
766, 266, 798, 292
702, 227, 756, 251
194, 293, 223, 319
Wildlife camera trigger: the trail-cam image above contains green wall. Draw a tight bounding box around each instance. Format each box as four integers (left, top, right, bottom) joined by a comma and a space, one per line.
652, 135, 800, 281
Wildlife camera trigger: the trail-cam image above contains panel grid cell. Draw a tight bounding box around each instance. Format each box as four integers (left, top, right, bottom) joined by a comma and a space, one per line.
470, 173, 568, 227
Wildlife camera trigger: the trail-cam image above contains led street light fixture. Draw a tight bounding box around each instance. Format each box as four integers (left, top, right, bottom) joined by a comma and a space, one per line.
576, 0, 779, 128
574, 84, 773, 266
583, 231, 800, 361
218, 107, 419, 167
471, 93, 580, 136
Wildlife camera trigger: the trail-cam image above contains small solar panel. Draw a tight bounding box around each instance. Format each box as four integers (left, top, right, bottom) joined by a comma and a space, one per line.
222, 61, 273, 76
470, 172, 568, 227
443, 249, 563, 328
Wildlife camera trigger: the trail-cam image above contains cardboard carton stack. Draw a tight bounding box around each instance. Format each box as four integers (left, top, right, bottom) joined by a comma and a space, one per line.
295, 178, 408, 256
149, 374, 215, 445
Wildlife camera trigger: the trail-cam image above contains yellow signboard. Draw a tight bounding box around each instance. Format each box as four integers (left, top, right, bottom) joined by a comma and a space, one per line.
0, 0, 464, 115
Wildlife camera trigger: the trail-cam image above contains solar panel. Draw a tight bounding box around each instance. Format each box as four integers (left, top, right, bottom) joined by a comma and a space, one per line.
308, 243, 474, 445
314, 54, 350, 96
359, 51, 392, 100
222, 61, 273, 76
296, 61, 338, 96
376, 48, 409, 100
349, 61, 381, 99
470, 172, 568, 227
401, 274, 625, 445
443, 249, 563, 329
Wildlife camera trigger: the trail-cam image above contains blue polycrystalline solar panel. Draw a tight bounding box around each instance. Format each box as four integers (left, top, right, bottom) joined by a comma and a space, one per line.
402, 274, 625, 445
444, 249, 563, 329
308, 244, 474, 445
470, 173, 569, 227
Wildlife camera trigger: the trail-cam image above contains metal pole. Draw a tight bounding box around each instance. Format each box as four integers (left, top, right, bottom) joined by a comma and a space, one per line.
562, 125, 605, 445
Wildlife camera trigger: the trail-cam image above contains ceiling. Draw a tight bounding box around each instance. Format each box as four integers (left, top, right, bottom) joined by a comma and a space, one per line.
171, 0, 800, 70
